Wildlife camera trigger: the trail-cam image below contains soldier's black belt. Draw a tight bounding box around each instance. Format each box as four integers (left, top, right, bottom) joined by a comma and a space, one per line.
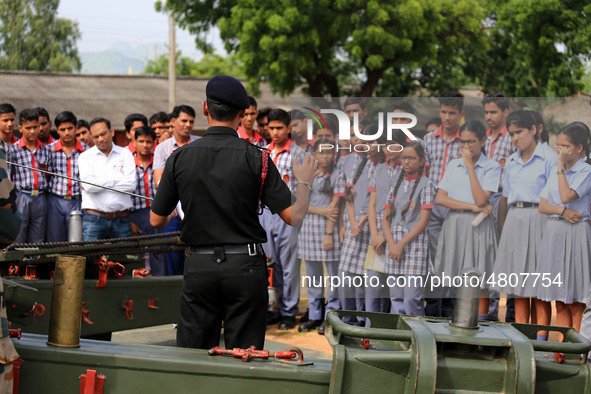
188, 243, 261, 256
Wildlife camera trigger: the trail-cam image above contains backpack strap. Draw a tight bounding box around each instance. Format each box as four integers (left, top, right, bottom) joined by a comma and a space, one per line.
258, 148, 270, 215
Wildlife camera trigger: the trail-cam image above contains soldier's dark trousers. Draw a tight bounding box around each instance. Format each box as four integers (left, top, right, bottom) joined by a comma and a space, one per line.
177, 249, 268, 350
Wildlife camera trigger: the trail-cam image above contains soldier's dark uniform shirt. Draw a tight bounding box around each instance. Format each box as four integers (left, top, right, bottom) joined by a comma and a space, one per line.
151, 125, 293, 350
152, 126, 292, 245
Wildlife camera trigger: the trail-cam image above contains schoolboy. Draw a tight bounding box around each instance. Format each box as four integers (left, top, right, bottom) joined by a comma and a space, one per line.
344, 97, 368, 126
7, 108, 49, 243
256, 107, 272, 144
291, 109, 313, 152
237, 96, 265, 147
129, 126, 166, 275
0, 104, 18, 147
37, 107, 55, 145
482, 93, 515, 322
124, 113, 148, 154
262, 108, 306, 330
149, 111, 172, 143
425, 118, 441, 135
46, 111, 88, 242
76, 119, 93, 147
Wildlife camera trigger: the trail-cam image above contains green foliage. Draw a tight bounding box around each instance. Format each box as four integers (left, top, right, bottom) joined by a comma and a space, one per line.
143, 51, 246, 79
161, 0, 591, 97
0, 0, 81, 72
468, 0, 591, 96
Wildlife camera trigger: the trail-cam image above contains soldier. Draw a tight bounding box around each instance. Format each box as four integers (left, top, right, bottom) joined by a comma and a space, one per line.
150, 75, 316, 350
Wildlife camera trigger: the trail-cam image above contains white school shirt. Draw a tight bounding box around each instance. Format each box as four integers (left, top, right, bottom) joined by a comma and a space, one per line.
78, 143, 137, 212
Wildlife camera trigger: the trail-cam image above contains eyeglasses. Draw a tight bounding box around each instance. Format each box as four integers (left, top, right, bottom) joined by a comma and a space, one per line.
401, 156, 419, 161
459, 139, 478, 146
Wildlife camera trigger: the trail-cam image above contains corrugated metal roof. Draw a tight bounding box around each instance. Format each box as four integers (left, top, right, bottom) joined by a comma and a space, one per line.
0, 70, 294, 130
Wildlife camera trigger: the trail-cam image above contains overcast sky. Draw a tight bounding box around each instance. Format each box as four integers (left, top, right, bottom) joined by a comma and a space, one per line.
57, 0, 224, 59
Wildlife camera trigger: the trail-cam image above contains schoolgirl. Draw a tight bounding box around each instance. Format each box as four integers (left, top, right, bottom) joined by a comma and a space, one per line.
536, 122, 591, 336
339, 127, 381, 325
365, 131, 407, 315
491, 110, 556, 324
527, 110, 554, 157
434, 120, 501, 318
297, 140, 342, 334
382, 142, 435, 315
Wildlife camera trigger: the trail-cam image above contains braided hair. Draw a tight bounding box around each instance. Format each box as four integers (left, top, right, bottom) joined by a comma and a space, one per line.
345, 153, 368, 202
386, 142, 426, 221
313, 139, 335, 196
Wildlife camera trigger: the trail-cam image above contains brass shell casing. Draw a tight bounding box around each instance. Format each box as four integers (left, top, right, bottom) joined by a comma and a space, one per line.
47, 255, 86, 347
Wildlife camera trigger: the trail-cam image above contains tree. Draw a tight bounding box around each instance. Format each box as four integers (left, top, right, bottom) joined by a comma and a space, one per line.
469, 0, 591, 97
143, 51, 246, 78
159, 0, 486, 97
0, 0, 81, 72
159, 0, 591, 97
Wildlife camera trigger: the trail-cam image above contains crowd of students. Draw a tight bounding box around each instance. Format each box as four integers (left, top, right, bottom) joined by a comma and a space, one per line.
1, 93, 591, 346
289, 95, 591, 344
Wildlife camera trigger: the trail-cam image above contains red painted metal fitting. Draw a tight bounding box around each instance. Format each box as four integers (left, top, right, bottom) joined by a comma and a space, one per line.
31, 303, 46, 317
24, 265, 38, 280
122, 300, 134, 320
148, 298, 159, 309
362, 338, 370, 349
9, 328, 21, 339
96, 257, 126, 288
8, 265, 19, 276
82, 302, 94, 325
79, 369, 106, 394
13, 358, 22, 394
132, 268, 150, 278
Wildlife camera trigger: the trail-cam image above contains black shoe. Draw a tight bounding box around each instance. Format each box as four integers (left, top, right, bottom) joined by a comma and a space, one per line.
298, 319, 322, 332
267, 314, 281, 325
300, 309, 309, 323
278, 316, 296, 330
317, 321, 325, 335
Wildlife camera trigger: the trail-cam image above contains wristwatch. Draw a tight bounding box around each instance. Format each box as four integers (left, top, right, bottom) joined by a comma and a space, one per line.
557, 168, 566, 175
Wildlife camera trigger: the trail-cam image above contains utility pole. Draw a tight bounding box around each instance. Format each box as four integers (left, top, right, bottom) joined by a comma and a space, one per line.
168, 10, 176, 112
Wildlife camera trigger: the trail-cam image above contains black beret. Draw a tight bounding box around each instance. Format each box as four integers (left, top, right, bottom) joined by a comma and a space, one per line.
206, 75, 250, 110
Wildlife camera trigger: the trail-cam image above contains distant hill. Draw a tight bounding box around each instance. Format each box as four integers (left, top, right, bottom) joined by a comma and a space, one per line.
79, 42, 166, 75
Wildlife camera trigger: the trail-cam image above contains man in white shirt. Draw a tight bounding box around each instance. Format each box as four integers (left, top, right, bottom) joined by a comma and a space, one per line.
78, 117, 137, 240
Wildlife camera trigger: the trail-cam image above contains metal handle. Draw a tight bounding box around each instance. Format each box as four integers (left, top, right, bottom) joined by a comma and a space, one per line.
326, 311, 412, 341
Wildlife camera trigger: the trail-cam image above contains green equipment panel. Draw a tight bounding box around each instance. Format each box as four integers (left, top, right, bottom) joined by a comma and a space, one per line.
5, 276, 182, 336
10, 310, 591, 393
